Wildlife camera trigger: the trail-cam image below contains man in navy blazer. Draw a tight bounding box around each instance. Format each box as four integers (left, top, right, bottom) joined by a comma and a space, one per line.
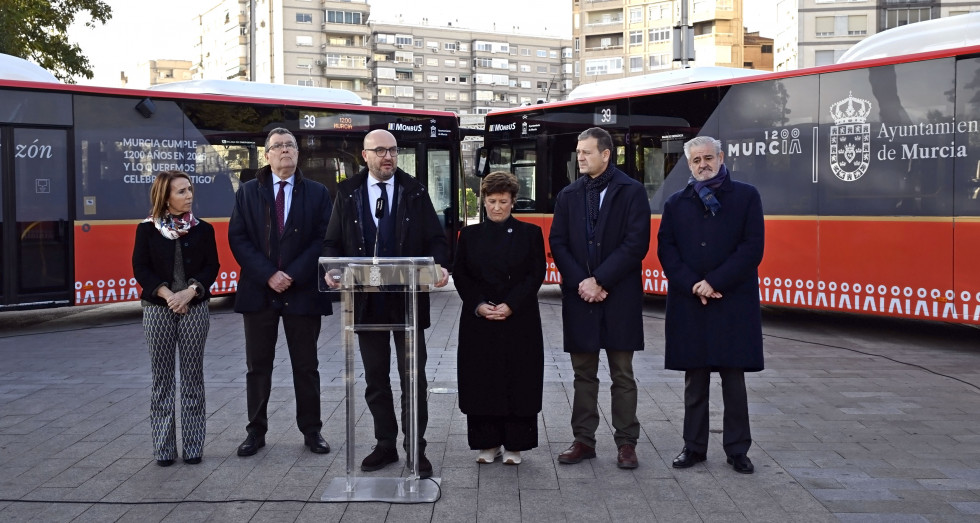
228, 127, 333, 457
550, 127, 651, 469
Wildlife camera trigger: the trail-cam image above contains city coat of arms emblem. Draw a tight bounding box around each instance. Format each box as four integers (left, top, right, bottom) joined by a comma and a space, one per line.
829, 92, 872, 182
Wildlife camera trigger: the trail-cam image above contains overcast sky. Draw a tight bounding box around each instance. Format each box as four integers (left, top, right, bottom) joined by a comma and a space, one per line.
68, 0, 774, 86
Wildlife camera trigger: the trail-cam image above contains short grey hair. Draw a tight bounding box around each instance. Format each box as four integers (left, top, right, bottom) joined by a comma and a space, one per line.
683, 136, 722, 158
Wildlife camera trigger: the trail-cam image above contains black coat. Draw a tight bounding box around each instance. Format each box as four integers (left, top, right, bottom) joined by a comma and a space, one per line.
657, 176, 765, 371
453, 217, 545, 416
132, 219, 219, 306
322, 167, 448, 329
549, 167, 652, 353
228, 166, 333, 316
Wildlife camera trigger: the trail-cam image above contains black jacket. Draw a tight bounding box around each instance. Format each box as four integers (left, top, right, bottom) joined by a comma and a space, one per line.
132, 219, 219, 306
322, 167, 448, 328
228, 166, 333, 316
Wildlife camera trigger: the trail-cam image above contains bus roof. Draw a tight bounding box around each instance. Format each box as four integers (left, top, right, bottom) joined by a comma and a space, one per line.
147, 79, 365, 105
837, 12, 980, 63
0, 53, 59, 83
566, 66, 766, 100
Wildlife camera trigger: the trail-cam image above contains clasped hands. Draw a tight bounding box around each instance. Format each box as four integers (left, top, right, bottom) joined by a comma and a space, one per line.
268, 270, 293, 293
693, 279, 722, 305
160, 287, 195, 314
477, 302, 512, 320
578, 276, 607, 303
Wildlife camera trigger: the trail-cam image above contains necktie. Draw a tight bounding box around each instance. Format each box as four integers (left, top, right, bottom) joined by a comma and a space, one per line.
377, 181, 389, 222
276, 180, 287, 236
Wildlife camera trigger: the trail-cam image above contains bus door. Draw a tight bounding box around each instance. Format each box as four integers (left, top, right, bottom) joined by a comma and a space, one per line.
398, 141, 459, 260
0, 127, 71, 309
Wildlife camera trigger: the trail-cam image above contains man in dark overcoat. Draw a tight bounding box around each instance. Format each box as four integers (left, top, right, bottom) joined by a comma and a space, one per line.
228, 127, 333, 457
550, 127, 651, 469
322, 129, 449, 479
657, 135, 765, 474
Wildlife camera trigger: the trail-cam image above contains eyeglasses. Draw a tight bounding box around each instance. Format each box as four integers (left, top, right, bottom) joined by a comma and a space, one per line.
268, 142, 297, 152
369, 147, 399, 158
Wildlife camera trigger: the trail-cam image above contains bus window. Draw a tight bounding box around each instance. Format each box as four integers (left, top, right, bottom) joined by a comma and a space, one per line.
296, 135, 361, 195
634, 132, 686, 204
512, 142, 536, 211
427, 147, 453, 220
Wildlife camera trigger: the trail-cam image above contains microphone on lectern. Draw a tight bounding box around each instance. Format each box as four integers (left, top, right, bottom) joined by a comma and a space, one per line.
373, 196, 384, 258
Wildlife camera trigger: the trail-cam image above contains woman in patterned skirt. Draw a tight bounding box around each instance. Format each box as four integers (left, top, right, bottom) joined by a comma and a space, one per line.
132, 171, 219, 466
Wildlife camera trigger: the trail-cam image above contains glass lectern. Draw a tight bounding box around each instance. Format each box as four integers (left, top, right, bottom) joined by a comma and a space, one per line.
318, 256, 441, 503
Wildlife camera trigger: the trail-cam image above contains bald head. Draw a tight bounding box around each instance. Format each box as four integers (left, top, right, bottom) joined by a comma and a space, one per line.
362, 129, 399, 181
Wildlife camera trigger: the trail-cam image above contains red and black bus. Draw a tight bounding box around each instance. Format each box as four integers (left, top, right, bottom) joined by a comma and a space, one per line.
0, 58, 462, 310
481, 28, 980, 324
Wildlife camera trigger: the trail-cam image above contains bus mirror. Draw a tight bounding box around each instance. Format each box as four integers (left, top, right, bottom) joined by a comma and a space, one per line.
475, 147, 489, 177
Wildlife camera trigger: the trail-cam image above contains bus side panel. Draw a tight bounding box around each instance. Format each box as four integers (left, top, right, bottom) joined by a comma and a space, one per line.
756, 218, 820, 305
73, 221, 239, 306
953, 220, 980, 323
815, 219, 959, 322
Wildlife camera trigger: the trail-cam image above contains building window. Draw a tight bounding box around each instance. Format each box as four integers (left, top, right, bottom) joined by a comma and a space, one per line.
648, 3, 670, 21
296, 35, 313, 47
444, 91, 458, 101
297, 57, 313, 68
574, 38, 580, 52
816, 14, 868, 36
444, 42, 458, 51
521, 48, 531, 56
427, 58, 439, 66
396, 35, 413, 46
814, 50, 836, 66
630, 56, 643, 72
298, 79, 314, 86
296, 12, 312, 24
550, 50, 558, 59
325, 10, 362, 25
563, 47, 573, 58
444, 76, 457, 83
444, 59, 456, 67
520, 80, 531, 88
537, 65, 547, 73
427, 91, 439, 100
629, 30, 643, 46
460, 92, 470, 101
649, 27, 670, 42
536, 50, 547, 57
648, 53, 670, 70
629, 7, 642, 23
884, 8, 929, 29
585, 57, 623, 76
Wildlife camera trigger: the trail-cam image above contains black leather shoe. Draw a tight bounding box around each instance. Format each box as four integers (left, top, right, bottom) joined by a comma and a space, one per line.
727, 453, 754, 474
237, 432, 265, 457
183, 457, 202, 465
304, 432, 331, 454
361, 446, 399, 471
156, 459, 174, 467
672, 447, 707, 468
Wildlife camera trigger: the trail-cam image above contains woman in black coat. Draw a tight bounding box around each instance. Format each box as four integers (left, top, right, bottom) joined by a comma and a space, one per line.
453, 171, 545, 466
132, 171, 219, 467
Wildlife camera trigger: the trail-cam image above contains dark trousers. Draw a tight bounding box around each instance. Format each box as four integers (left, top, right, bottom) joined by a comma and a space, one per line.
570, 350, 640, 448
683, 368, 751, 456
467, 414, 538, 451
357, 329, 428, 450
243, 309, 322, 436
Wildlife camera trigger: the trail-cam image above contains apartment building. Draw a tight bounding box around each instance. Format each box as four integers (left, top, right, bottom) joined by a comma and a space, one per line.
776, 0, 980, 71
571, 0, 769, 87
190, 0, 571, 113
369, 23, 572, 113
121, 60, 194, 88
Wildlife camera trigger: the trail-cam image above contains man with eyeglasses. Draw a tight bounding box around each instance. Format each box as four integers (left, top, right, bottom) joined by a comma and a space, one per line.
323, 129, 449, 478
228, 127, 334, 458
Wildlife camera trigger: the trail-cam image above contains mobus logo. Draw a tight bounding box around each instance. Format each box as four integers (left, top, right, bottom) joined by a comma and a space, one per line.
489, 123, 516, 132
388, 123, 423, 132
829, 92, 872, 182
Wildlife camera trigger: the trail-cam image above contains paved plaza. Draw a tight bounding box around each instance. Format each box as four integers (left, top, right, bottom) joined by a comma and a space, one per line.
1, 284, 979, 522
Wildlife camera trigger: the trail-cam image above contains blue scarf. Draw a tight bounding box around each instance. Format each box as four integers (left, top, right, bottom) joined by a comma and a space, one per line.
688, 164, 729, 216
